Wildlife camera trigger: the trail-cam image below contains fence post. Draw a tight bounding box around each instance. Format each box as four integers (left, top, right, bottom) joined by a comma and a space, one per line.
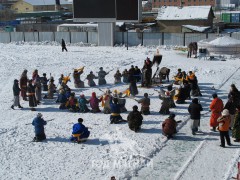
9, 32, 11, 43
23, 31, 25, 42
183, 32, 186, 46
161, 32, 164, 45
122, 31, 124, 45
206, 32, 208, 39
37, 31, 39, 42
141, 31, 143, 46
230, 32, 232, 37
69, 31, 71, 43
86, 31, 88, 43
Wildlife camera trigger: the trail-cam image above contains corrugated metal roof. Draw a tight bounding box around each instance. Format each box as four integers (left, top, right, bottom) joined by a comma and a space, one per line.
156, 6, 212, 20
23, 0, 72, 6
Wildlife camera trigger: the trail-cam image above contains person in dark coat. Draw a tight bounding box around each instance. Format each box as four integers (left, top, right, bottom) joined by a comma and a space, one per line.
187, 42, 193, 58
32, 113, 47, 142
188, 71, 202, 97
175, 86, 186, 104
129, 76, 138, 96
188, 98, 203, 135
162, 114, 177, 139
232, 105, 240, 142
114, 70, 122, 84
98, 67, 108, 85
61, 39, 68, 52
224, 96, 236, 130
41, 73, 49, 91
228, 84, 240, 107
73, 69, 84, 88
134, 66, 141, 82
86, 71, 97, 87
70, 118, 90, 143
122, 69, 129, 83
56, 89, 68, 109
127, 105, 143, 132
27, 79, 37, 111
117, 92, 127, 113
167, 85, 176, 108
192, 42, 198, 58
159, 67, 170, 83
137, 93, 150, 115
110, 98, 125, 124
159, 89, 171, 115
11, 79, 23, 109
20, 69, 28, 101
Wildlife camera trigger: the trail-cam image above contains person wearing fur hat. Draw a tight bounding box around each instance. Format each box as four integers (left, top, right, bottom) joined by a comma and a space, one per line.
127, 105, 143, 132
100, 90, 112, 114
137, 93, 150, 115
27, 79, 37, 111
43, 78, 56, 99
114, 70, 122, 84
86, 71, 97, 87
98, 67, 108, 86
232, 105, 240, 142
210, 93, 224, 131
162, 114, 177, 139
70, 118, 90, 143
217, 109, 232, 147
188, 98, 203, 135
78, 93, 90, 113
32, 113, 47, 142
20, 69, 28, 101
89, 92, 101, 113
11, 79, 23, 109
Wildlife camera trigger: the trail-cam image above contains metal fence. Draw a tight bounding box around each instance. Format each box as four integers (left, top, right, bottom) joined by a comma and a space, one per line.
0, 31, 239, 46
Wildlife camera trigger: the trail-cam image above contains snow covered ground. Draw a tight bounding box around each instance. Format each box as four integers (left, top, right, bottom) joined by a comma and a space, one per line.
0, 42, 240, 180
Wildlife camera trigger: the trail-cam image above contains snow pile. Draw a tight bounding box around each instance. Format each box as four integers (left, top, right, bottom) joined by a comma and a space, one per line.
208, 36, 240, 46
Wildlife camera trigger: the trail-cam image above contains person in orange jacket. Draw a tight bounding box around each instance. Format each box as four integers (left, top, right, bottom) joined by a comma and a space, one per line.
217, 109, 231, 147
210, 93, 224, 131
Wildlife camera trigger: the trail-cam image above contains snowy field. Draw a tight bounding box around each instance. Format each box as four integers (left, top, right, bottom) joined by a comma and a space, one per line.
0, 41, 240, 180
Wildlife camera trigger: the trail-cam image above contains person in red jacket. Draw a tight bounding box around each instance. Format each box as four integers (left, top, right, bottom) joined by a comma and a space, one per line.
217, 109, 231, 147
162, 114, 177, 139
210, 93, 224, 131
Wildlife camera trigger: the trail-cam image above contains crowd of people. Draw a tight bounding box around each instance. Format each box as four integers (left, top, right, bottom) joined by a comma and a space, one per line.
11, 57, 240, 147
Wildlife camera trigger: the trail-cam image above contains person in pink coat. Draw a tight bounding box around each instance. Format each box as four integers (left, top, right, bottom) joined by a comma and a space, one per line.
89, 92, 101, 113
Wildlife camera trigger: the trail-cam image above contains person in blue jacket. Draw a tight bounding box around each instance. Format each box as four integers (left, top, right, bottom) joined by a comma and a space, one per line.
109, 97, 126, 124
70, 118, 90, 143
32, 113, 47, 142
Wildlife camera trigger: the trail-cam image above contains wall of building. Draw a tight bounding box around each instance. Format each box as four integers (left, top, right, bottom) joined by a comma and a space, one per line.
11, 1, 33, 13
152, 0, 215, 7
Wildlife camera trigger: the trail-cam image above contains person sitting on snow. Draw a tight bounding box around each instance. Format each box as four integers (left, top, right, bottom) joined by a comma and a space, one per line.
70, 118, 90, 143
78, 93, 90, 113
158, 88, 171, 115
41, 73, 49, 91
65, 93, 79, 112
174, 68, 183, 85
122, 69, 129, 83
162, 114, 177, 139
98, 67, 108, 86
110, 97, 126, 124
89, 92, 101, 113
114, 70, 122, 84
100, 89, 112, 114
56, 89, 68, 109
32, 113, 47, 142
127, 105, 143, 132
117, 92, 127, 113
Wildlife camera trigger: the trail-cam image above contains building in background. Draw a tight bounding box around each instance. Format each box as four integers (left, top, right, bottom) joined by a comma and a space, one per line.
11, 0, 72, 13
156, 6, 215, 32
152, 0, 215, 8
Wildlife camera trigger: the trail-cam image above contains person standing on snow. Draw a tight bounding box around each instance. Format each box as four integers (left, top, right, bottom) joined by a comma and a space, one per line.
61, 39, 68, 52
32, 113, 47, 142
86, 71, 97, 87
188, 98, 203, 135
232, 105, 240, 142
20, 69, 28, 101
11, 79, 23, 109
98, 67, 108, 85
217, 109, 232, 147
137, 93, 150, 115
27, 79, 37, 111
210, 93, 224, 131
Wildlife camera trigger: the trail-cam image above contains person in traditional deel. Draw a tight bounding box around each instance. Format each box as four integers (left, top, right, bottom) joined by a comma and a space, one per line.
32, 113, 47, 142
70, 118, 90, 143
209, 93, 224, 131
89, 92, 101, 113
127, 105, 143, 132
20, 69, 28, 101
27, 79, 37, 111
162, 114, 177, 139
86, 71, 97, 87
11, 79, 23, 109
137, 93, 150, 115
114, 70, 122, 84
98, 67, 108, 85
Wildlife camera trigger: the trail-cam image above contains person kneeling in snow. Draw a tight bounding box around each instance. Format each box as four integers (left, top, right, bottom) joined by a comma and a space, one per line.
70, 118, 90, 143
127, 105, 143, 132
110, 97, 126, 124
162, 114, 177, 139
32, 113, 47, 142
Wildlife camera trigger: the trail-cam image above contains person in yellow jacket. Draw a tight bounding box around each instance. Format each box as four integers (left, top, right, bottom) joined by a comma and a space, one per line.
217, 109, 232, 147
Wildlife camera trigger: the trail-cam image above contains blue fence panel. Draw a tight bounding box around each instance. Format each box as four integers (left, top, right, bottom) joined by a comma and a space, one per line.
10, 32, 23, 42
71, 32, 87, 43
